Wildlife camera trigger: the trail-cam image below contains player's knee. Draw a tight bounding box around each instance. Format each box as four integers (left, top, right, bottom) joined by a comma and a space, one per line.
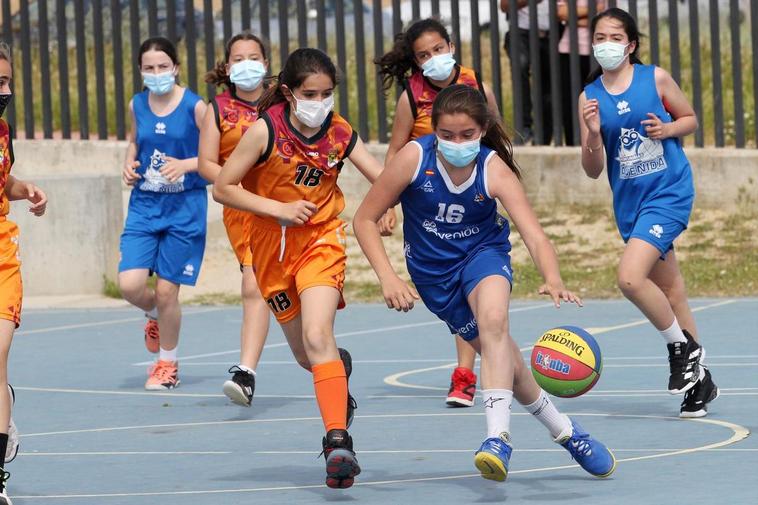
241, 276, 263, 302
617, 272, 643, 297
476, 308, 508, 337
118, 276, 143, 302
154, 283, 179, 308
302, 326, 332, 354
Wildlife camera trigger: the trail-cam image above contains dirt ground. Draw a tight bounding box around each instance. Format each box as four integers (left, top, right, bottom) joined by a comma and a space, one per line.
183, 200, 758, 303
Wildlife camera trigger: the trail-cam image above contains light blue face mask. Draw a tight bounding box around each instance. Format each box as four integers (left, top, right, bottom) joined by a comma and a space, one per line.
142, 70, 176, 95
229, 60, 266, 91
592, 42, 629, 71
437, 136, 481, 168
421, 52, 456, 81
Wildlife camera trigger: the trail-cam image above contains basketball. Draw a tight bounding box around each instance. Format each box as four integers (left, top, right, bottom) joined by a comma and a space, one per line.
530, 326, 602, 398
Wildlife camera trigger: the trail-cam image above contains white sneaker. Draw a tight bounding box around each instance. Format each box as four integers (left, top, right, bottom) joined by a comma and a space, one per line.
5, 385, 18, 464
0, 469, 11, 504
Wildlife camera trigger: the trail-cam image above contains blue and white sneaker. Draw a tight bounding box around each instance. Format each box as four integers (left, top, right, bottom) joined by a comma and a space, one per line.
474, 435, 512, 482
556, 419, 616, 478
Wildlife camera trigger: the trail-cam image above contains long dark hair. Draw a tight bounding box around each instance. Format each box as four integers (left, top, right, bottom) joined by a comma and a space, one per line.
258, 48, 339, 114
375, 18, 451, 91
205, 31, 268, 88
432, 84, 521, 179
586, 8, 644, 84
138, 36, 179, 67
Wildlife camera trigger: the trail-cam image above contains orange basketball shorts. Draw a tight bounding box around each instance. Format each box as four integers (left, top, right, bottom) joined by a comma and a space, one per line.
250, 216, 347, 323
0, 218, 22, 327
223, 206, 255, 267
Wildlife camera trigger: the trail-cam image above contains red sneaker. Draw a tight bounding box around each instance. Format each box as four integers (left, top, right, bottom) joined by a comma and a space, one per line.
145, 360, 180, 390
446, 367, 477, 407
144, 318, 160, 354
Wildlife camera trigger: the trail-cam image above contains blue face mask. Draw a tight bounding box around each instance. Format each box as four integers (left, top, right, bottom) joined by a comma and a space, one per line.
421, 52, 456, 81
437, 137, 481, 168
142, 70, 176, 95
229, 60, 266, 91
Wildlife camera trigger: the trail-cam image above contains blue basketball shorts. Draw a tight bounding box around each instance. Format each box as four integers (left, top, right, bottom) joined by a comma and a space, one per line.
414, 245, 513, 341
627, 211, 687, 259
119, 188, 208, 286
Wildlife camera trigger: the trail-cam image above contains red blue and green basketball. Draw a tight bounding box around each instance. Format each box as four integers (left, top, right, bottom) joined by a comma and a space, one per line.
530, 326, 602, 398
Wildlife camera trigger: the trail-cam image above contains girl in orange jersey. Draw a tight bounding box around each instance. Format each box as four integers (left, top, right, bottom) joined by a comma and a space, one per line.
198, 32, 271, 407
376, 18, 500, 409
0, 41, 48, 503
214, 48, 385, 489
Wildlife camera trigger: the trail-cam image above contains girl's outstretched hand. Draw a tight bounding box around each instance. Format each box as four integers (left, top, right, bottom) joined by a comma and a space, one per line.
382, 274, 420, 312
538, 282, 583, 308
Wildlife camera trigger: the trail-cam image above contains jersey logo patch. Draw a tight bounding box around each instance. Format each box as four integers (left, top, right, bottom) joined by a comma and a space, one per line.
154, 122, 166, 135
277, 138, 295, 159
617, 100, 631, 115
422, 180, 434, 193
474, 193, 485, 202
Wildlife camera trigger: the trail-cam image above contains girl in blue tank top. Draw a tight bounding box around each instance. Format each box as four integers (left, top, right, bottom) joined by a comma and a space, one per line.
119, 37, 208, 392
354, 85, 616, 483
579, 8, 718, 418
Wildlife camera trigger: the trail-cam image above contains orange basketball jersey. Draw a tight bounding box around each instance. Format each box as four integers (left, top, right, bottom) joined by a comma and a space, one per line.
212, 87, 261, 164
0, 118, 15, 216
405, 65, 486, 139
243, 101, 358, 227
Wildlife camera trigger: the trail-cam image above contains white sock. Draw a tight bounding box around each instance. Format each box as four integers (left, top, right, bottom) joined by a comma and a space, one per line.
482, 389, 514, 439
159, 346, 178, 362
523, 390, 572, 440
238, 364, 256, 375
660, 318, 687, 344
145, 307, 158, 320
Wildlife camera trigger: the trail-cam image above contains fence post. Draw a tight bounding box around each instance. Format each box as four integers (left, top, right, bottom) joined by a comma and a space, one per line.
74, 0, 89, 139
729, 0, 745, 147
55, 0, 70, 138
20, 0, 34, 138
709, 0, 724, 147
354, 0, 369, 140
372, 0, 387, 143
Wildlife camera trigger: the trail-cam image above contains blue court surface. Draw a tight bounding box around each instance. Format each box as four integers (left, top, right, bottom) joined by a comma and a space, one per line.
7, 298, 757, 504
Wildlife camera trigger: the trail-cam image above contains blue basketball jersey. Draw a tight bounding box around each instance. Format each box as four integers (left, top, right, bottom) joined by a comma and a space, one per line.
399, 134, 512, 284
133, 88, 207, 193
584, 64, 694, 240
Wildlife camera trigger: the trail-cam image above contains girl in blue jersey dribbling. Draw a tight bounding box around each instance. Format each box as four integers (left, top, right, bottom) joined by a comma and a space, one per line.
580, 8, 718, 417
120, 37, 208, 390
353, 84, 615, 482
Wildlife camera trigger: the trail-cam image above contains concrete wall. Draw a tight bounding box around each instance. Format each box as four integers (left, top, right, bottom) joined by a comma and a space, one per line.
8, 139, 758, 296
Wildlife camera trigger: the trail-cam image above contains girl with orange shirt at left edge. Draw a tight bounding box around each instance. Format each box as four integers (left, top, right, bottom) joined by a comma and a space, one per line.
0, 40, 49, 505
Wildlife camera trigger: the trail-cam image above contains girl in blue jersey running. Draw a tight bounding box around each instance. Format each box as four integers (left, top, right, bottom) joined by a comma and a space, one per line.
120, 37, 208, 391
353, 84, 616, 482
579, 8, 718, 418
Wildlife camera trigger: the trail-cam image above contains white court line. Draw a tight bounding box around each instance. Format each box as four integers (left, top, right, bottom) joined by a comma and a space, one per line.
132, 303, 555, 366
253, 448, 758, 455
18, 451, 231, 457
385, 299, 738, 391
175, 356, 758, 367
585, 299, 736, 334
11, 413, 749, 500
15, 385, 758, 400
601, 363, 758, 368
16, 307, 226, 336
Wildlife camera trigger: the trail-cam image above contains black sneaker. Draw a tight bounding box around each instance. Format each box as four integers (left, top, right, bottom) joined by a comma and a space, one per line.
338, 348, 357, 428
0, 468, 11, 505
321, 429, 360, 489
5, 385, 18, 464
680, 367, 720, 418
667, 330, 705, 394
222, 366, 255, 407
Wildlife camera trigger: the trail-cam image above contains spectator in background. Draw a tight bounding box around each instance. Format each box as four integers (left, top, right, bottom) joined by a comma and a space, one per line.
557, 0, 606, 145
501, 0, 554, 145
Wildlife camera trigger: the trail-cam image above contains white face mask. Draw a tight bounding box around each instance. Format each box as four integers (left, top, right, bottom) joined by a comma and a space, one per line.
292, 94, 334, 128
592, 41, 629, 71
229, 60, 266, 91
421, 52, 456, 81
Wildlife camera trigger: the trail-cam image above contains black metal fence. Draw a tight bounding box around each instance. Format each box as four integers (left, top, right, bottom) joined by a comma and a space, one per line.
0, 0, 755, 147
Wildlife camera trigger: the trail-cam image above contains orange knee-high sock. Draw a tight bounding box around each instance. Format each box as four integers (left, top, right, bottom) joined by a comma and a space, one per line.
312, 359, 348, 432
